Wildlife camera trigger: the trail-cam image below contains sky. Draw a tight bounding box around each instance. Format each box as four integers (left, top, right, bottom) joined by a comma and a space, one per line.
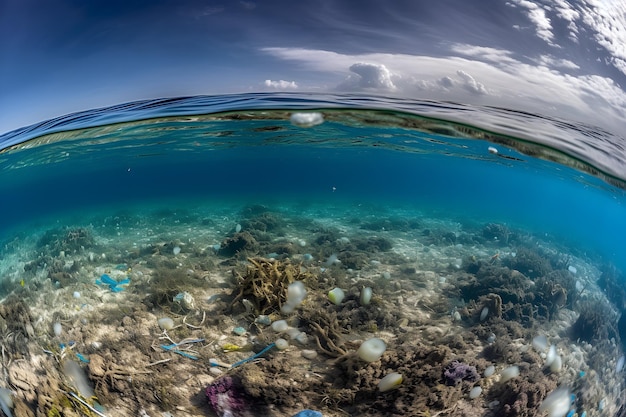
1, 0, 625, 135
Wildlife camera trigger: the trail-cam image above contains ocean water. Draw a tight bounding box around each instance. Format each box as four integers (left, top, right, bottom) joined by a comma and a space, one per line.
0, 93, 625, 417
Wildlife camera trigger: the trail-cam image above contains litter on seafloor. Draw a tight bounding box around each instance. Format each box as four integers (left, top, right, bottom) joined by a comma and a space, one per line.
96, 274, 130, 292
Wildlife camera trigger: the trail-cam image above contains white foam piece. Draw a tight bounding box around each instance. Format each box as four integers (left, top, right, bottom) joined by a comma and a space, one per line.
290, 112, 324, 127
532, 335, 549, 352
538, 386, 570, 417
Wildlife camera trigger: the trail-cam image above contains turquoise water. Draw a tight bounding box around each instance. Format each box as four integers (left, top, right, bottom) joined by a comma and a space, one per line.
0, 93, 625, 416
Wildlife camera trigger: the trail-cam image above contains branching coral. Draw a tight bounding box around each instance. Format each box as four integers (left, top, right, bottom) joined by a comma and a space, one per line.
228, 257, 313, 315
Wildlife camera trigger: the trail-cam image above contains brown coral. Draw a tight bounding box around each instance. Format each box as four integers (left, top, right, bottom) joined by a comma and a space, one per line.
228, 257, 313, 315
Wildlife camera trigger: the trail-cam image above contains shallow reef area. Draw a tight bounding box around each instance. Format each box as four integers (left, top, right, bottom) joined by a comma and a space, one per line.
0, 203, 623, 417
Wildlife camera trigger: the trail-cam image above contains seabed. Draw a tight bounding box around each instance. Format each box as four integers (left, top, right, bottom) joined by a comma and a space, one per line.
0, 202, 622, 417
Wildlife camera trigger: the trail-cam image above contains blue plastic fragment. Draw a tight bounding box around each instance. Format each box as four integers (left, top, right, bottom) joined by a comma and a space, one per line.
291, 410, 323, 417
96, 274, 130, 292
581, 411, 587, 417
579, 370, 586, 378
76, 352, 90, 363
570, 394, 576, 404
160, 344, 199, 360
566, 410, 575, 417
230, 343, 276, 368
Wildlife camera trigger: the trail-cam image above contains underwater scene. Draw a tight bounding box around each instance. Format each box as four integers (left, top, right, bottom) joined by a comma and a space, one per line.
0, 93, 625, 417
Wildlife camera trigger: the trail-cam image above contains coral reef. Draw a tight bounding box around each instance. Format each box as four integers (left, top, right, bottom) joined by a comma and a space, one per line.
218, 231, 258, 257
503, 246, 552, 279
443, 360, 480, 386
228, 257, 313, 315
571, 302, 619, 343
206, 376, 252, 417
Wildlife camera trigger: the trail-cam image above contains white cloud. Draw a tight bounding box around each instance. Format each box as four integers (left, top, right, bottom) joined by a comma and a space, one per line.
438, 76, 455, 89
509, 0, 626, 76
535, 55, 580, 70
264, 79, 298, 89
578, 0, 626, 76
552, 0, 580, 41
261, 46, 626, 132
508, 0, 558, 46
338, 63, 396, 90
449, 44, 518, 65
455, 70, 488, 95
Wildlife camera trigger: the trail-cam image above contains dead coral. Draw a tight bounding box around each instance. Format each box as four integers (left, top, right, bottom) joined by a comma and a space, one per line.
482, 222, 514, 244
218, 232, 259, 258
488, 362, 558, 417
503, 246, 552, 279
37, 227, 95, 255
143, 267, 206, 312
571, 301, 619, 343
228, 257, 313, 315
336, 343, 460, 416
472, 293, 503, 322
299, 306, 348, 357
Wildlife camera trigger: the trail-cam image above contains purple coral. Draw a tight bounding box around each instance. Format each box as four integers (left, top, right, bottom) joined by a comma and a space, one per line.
443, 360, 480, 386
205, 376, 248, 417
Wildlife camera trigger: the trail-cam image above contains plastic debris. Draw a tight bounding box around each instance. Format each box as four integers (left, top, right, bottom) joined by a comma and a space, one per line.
160, 338, 204, 360
173, 291, 195, 310
233, 326, 246, 336
222, 343, 243, 352
230, 343, 275, 369
76, 353, 90, 363
292, 410, 323, 417
160, 344, 198, 360
66, 391, 108, 417
96, 274, 130, 292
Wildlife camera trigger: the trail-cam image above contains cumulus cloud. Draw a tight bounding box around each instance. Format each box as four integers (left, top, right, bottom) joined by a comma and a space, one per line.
338, 63, 396, 90
455, 70, 488, 95
438, 76, 455, 89
264, 79, 298, 89
261, 46, 626, 132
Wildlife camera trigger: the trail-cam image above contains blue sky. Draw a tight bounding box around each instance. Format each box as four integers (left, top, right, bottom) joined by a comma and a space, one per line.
1, 0, 625, 135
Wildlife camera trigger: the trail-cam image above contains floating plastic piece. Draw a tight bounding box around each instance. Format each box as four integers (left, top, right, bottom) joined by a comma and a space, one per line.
290, 112, 324, 127
291, 410, 323, 417
566, 410, 575, 417
233, 327, 246, 336
96, 274, 130, 292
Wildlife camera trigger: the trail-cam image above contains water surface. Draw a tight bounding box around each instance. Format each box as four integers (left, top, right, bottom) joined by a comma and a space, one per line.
0, 93, 624, 417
